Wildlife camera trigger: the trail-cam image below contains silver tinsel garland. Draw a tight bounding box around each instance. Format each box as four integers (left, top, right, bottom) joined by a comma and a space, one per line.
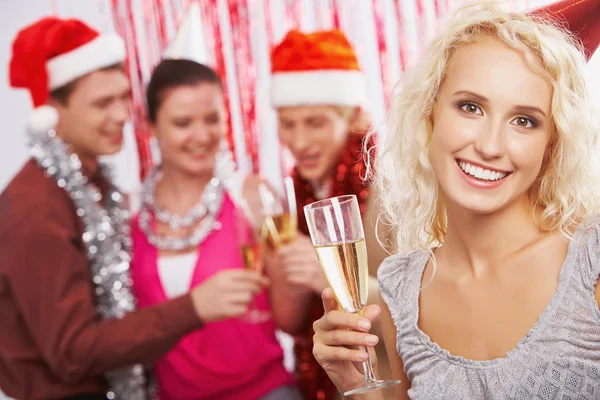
142, 168, 221, 231
138, 168, 224, 252
29, 130, 152, 400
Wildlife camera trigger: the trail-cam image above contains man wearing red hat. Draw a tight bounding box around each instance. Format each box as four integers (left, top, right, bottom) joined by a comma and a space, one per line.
266, 29, 391, 400
0, 18, 208, 400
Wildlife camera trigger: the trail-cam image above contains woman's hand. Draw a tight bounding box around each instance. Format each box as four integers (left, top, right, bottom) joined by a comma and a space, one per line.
313, 287, 382, 394
190, 269, 267, 322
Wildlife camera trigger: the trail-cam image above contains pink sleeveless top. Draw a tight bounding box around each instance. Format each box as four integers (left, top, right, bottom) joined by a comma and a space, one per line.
131, 194, 294, 400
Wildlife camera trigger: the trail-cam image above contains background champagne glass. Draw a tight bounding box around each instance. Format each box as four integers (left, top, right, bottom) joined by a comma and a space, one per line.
260, 177, 298, 249
235, 201, 271, 323
303, 195, 401, 396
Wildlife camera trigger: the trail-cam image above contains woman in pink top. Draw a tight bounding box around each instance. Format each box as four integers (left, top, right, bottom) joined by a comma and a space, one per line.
130, 59, 300, 400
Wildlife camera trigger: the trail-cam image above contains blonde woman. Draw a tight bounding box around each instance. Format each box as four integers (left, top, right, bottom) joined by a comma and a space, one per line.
311, 0, 600, 398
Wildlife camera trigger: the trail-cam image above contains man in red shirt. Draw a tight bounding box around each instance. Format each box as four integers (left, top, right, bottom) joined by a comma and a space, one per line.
0, 17, 263, 400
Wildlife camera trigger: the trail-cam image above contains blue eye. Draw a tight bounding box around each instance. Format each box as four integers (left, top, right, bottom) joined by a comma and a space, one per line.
460, 103, 483, 115
510, 116, 537, 128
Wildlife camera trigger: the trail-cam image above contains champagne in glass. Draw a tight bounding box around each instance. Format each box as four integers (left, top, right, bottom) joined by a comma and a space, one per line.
283, 176, 298, 239
240, 240, 265, 274
235, 202, 270, 323
266, 212, 297, 247
304, 195, 401, 396
314, 238, 368, 313
259, 179, 298, 249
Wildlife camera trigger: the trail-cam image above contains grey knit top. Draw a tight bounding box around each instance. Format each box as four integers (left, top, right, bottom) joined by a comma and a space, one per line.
378, 221, 600, 400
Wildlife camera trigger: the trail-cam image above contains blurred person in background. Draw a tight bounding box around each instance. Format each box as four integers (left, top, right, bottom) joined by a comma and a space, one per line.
130, 58, 301, 400
0, 18, 219, 400
266, 29, 392, 400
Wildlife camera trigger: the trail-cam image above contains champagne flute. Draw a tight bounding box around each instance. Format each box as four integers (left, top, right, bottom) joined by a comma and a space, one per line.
235, 201, 271, 324
260, 178, 298, 249
303, 195, 401, 396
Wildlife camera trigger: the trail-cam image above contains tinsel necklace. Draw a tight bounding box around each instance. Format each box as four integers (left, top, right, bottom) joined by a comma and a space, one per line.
28, 130, 151, 400
138, 167, 224, 252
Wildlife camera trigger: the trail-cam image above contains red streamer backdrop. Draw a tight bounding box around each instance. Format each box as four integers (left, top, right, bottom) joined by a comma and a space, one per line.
109, 0, 545, 184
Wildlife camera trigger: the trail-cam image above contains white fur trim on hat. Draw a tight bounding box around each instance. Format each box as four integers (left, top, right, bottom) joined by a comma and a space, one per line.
28, 105, 59, 134
270, 70, 367, 108
47, 33, 126, 90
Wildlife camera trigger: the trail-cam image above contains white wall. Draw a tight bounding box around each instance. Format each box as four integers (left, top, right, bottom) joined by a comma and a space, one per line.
0, 0, 53, 193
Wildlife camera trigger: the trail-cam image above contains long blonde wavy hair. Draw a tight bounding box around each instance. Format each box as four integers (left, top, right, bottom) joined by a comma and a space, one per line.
370, 0, 600, 255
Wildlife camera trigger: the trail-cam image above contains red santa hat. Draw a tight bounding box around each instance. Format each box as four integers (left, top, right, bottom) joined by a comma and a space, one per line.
9, 17, 126, 134
270, 30, 367, 108
529, 0, 600, 61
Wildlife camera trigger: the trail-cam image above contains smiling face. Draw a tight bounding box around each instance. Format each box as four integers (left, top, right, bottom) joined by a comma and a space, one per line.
428, 38, 554, 216
51, 67, 131, 164
277, 106, 352, 182
151, 82, 226, 177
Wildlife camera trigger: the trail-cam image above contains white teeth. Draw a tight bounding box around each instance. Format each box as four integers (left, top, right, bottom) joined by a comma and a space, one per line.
474, 167, 484, 179
458, 161, 508, 181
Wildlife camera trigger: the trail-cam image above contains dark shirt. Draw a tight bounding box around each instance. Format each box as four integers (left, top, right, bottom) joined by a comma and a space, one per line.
0, 160, 202, 400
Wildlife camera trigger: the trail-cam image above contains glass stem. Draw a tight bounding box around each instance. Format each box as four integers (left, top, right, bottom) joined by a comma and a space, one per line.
359, 346, 377, 383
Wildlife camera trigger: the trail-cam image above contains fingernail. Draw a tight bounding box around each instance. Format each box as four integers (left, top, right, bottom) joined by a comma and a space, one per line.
357, 352, 369, 361
366, 335, 378, 345
358, 320, 371, 330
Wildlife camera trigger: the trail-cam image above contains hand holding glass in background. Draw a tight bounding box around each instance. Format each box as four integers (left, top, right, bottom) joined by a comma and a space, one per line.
261, 177, 298, 249
234, 199, 270, 324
